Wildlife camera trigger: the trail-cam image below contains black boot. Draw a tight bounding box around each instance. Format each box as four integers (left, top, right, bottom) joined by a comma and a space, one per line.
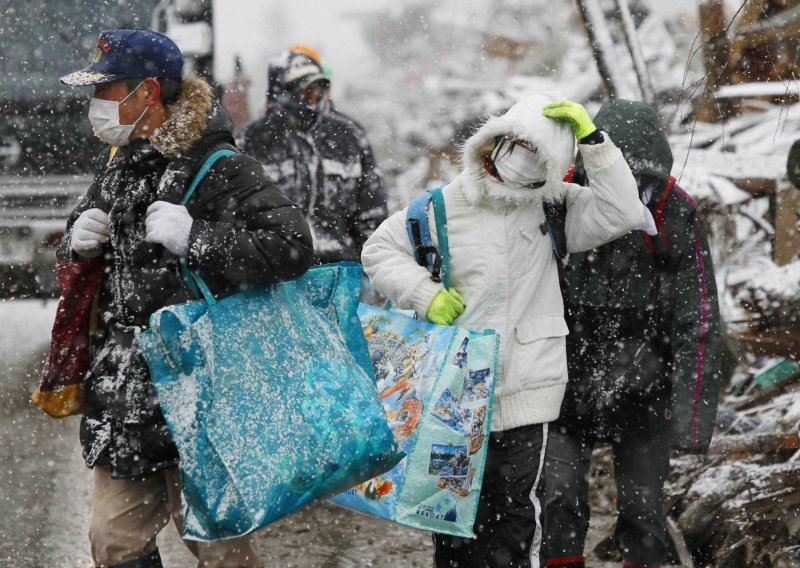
105, 549, 164, 568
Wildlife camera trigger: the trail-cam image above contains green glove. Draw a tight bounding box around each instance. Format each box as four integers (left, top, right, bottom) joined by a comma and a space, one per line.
543, 101, 597, 140
426, 288, 465, 326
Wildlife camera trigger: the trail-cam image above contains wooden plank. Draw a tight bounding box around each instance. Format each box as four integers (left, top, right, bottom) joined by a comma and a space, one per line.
734, 21, 800, 48
698, 0, 733, 122
774, 183, 800, 265
709, 433, 800, 458
731, 329, 800, 360
733, 178, 777, 194
737, 3, 800, 35
730, 0, 768, 60
482, 36, 532, 60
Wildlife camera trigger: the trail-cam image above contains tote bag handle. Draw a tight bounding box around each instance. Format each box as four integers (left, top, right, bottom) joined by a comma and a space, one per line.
178, 149, 237, 305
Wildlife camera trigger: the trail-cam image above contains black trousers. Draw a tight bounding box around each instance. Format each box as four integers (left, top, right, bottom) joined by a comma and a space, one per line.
541, 398, 671, 565
433, 423, 548, 568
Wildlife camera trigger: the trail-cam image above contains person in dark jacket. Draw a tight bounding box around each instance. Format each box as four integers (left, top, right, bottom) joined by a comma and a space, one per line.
237, 45, 388, 265
59, 29, 313, 567
540, 100, 722, 568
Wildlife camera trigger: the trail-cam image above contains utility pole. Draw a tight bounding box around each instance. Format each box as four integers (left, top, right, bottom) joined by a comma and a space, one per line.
575, 0, 620, 98
615, 0, 655, 105
574, 0, 649, 101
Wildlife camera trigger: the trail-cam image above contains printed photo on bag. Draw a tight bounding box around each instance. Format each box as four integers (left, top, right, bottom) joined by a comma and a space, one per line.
386, 397, 424, 440
460, 368, 491, 405
352, 476, 395, 501
451, 337, 469, 369
431, 388, 472, 436
428, 443, 470, 477
437, 467, 474, 497
468, 406, 487, 455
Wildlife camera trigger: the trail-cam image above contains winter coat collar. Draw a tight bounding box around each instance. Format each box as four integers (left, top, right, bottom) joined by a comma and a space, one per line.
460, 92, 575, 207
151, 75, 216, 160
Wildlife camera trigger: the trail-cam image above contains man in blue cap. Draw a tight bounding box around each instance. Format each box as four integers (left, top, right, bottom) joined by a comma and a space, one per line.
59, 29, 313, 567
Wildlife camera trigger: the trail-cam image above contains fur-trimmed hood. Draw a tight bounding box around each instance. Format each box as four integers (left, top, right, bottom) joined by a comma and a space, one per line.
461, 92, 575, 205
151, 75, 233, 159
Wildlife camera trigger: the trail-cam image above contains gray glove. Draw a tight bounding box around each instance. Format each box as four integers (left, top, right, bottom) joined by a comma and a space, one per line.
70, 208, 110, 258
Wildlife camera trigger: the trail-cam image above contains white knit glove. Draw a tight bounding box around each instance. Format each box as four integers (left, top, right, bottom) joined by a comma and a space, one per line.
145, 201, 193, 257
71, 208, 110, 258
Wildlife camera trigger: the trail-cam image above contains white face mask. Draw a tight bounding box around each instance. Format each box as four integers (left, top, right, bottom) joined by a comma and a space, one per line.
88, 82, 147, 147
492, 139, 547, 189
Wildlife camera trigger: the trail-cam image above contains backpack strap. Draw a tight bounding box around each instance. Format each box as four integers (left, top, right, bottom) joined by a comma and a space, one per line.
640, 176, 675, 265
542, 199, 568, 261
405, 187, 450, 289
179, 148, 238, 304
428, 188, 450, 288
406, 192, 436, 270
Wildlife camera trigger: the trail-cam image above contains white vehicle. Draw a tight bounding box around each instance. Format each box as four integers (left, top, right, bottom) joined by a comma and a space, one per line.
0, 176, 89, 295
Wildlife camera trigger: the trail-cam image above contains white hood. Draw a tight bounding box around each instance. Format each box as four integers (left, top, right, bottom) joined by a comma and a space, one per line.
461, 92, 576, 205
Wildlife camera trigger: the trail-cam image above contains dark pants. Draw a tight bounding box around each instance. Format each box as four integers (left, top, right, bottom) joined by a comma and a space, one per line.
541, 399, 671, 565
433, 423, 548, 568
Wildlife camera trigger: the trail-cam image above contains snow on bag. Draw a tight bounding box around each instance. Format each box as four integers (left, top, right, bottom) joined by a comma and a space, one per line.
331, 303, 499, 538
136, 262, 404, 541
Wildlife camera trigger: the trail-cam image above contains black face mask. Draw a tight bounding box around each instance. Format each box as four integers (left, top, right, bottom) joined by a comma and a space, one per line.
274, 94, 322, 131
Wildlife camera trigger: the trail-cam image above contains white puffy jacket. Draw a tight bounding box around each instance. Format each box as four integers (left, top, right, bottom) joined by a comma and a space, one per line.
362, 93, 644, 431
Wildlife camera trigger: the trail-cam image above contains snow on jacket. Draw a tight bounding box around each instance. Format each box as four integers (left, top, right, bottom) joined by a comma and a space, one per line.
562, 99, 721, 453
58, 76, 314, 478
237, 105, 388, 264
362, 93, 645, 432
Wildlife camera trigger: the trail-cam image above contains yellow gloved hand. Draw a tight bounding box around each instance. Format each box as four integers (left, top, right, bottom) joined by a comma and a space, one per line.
426, 288, 466, 326
543, 100, 597, 140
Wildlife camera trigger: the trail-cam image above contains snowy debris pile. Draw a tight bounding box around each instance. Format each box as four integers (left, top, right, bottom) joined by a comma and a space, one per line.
660, 92, 800, 565
732, 258, 800, 331
667, 99, 800, 364
669, 101, 800, 203
665, 359, 800, 567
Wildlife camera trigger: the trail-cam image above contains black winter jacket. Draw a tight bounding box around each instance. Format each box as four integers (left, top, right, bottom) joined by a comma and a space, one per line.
58, 77, 314, 478
237, 105, 387, 264
557, 100, 721, 453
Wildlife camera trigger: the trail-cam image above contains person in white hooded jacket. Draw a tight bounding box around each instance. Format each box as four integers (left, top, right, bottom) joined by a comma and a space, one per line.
362, 94, 652, 568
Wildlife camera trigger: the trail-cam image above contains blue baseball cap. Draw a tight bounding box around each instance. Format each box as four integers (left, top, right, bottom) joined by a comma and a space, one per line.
60, 29, 183, 86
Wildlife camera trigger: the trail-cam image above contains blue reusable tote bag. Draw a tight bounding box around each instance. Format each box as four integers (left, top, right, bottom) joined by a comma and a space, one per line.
136, 150, 403, 541
332, 188, 500, 538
